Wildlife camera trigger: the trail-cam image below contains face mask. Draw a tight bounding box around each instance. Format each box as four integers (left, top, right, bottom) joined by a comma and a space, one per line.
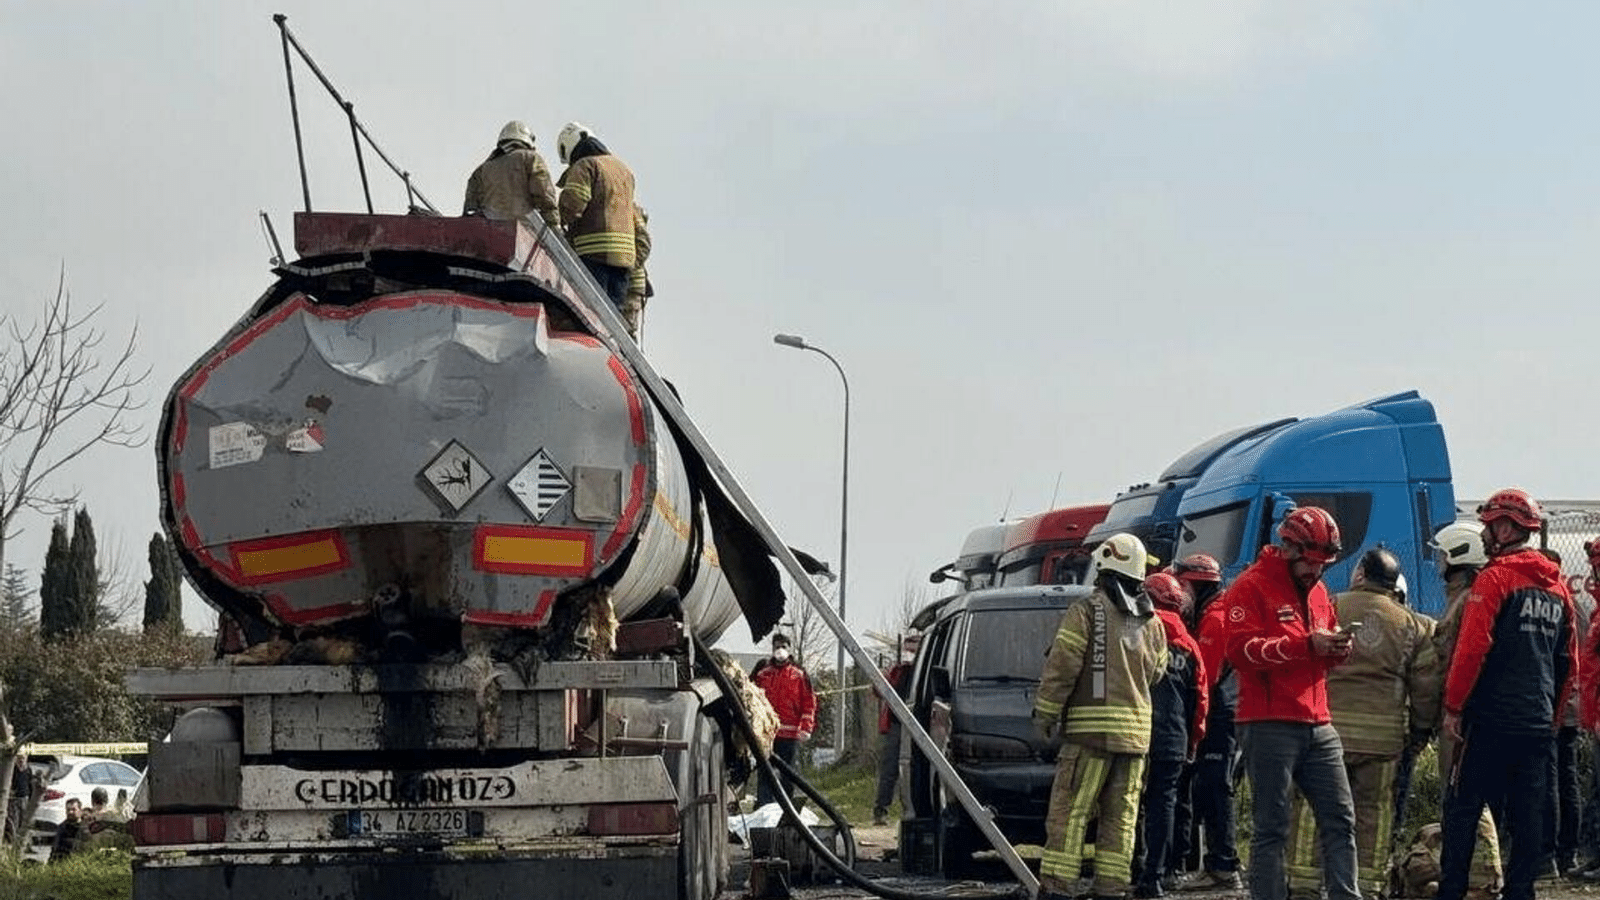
772, 647, 791, 663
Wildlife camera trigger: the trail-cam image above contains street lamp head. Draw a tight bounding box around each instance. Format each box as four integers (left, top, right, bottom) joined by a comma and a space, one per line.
773, 333, 808, 350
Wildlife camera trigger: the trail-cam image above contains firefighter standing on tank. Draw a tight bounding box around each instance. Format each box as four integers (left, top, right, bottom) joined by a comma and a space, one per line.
1437, 490, 1578, 900
556, 121, 639, 311
1135, 571, 1209, 899
1284, 546, 1441, 898
462, 121, 560, 227
1033, 533, 1169, 900
1224, 505, 1360, 900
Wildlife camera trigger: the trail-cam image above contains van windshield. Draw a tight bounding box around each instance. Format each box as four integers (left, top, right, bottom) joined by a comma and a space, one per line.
961, 608, 1065, 683
1176, 502, 1250, 568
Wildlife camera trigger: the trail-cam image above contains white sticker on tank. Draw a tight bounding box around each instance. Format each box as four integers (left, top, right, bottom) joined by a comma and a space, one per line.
209, 422, 267, 469
507, 449, 571, 522
421, 440, 493, 513
286, 423, 325, 453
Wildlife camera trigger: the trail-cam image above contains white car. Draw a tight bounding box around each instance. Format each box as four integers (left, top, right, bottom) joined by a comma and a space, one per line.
25, 755, 143, 863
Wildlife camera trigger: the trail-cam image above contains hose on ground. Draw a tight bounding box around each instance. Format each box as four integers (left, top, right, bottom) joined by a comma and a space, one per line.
695, 635, 1026, 900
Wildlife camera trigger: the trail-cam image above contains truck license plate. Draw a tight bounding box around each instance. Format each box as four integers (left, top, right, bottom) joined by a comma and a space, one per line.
345, 808, 476, 836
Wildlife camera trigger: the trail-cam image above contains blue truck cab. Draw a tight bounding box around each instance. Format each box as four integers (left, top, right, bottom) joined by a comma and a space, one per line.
1172, 390, 1457, 616
1084, 418, 1297, 565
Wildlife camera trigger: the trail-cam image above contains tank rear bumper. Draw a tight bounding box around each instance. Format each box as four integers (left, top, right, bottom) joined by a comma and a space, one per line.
132, 844, 677, 900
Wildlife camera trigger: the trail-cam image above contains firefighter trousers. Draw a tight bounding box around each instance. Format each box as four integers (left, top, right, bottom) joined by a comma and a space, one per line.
1438, 733, 1503, 892
1440, 729, 1549, 900
1287, 753, 1397, 898
1042, 743, 1146, 896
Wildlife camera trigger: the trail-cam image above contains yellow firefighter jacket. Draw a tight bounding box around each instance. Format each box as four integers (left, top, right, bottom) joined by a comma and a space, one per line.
1326, 588, 1441, 757
558, 155, 637, 268
1432, 571, 1474, 679
463, 147, 559, 227
1034, 588, 1168, 755
628, 205, 651, 303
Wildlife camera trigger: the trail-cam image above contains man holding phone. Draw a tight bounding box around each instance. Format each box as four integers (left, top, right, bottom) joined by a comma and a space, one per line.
1285, 546, 1441, 899
1224, 505, 1360, 900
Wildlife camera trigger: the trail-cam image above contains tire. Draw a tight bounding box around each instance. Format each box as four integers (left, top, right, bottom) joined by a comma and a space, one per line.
937, 785, 975, 879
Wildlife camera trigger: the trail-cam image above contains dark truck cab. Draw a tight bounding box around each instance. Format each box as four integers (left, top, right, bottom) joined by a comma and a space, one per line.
902, 585, 1089, 876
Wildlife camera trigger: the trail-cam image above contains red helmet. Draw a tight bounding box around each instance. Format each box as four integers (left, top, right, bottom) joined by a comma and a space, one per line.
1477, 489, 1543, 531
1171, 553, 1222, 584
1143, 572, 1190, 615
1278, 506, 1341, 564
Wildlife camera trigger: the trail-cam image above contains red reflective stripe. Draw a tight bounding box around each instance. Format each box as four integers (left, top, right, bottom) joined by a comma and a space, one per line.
132, 813, 226, 846
599, 464, 647, 563
461, 591, 559, 629
262, 592, 363, 627
586, 802, 679, 836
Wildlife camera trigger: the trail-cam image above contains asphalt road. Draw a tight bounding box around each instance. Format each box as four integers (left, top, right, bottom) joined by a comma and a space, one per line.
718, 822, 1600, 900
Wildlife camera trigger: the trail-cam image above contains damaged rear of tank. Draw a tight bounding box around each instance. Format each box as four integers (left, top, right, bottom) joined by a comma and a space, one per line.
129, 213, 780, 900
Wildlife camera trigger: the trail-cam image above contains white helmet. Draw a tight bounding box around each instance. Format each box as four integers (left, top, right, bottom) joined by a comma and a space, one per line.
1092, 533, 1155, 583
557, 121, 594, 164
1432, 521, 1488, 569
497, 120, 534, 149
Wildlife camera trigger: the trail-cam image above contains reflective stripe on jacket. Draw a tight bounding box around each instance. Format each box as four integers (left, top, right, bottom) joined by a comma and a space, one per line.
1325, 588, 1440, 756
1224, 545, 1341, 725
559, 155, 637, 268
1034, 588, 1168, 755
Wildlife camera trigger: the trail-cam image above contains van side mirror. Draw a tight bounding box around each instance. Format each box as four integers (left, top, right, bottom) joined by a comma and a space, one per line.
930, 666, 952, 699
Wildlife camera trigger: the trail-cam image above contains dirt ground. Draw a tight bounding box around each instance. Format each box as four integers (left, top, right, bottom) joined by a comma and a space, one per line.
720, 823, 1600, 900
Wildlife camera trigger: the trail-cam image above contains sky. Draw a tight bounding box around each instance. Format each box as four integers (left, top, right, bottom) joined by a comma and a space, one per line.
3, 2, 1600, 655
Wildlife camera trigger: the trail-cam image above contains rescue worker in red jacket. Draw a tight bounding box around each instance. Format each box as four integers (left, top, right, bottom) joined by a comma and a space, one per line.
752, 633, 818, 807
1169, 554, 1244, 892
1285, 546, 1441, 899
1224, 506, 1359, 900
1437, 490, 1578, 900
1429, 521, 1503, 898
1575, 538, 1600, 878
872, 632, 919, 826
1135, 572, 1210, 898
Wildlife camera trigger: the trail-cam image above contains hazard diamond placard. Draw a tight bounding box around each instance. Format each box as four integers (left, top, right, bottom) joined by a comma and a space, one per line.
420, 439, 492, 513
507, 448, 571, 521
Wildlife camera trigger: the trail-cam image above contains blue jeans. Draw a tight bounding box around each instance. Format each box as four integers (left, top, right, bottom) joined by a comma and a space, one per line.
1240, 722, 1359, 900
1439, 728, 1552, 900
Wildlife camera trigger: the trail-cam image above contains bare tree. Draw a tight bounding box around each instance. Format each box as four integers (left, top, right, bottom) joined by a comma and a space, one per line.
785, 572, 836, 676
0, 269, 148, 575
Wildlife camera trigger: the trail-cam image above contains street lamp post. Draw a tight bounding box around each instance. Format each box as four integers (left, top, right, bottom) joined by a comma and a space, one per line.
773, 333, 850, 758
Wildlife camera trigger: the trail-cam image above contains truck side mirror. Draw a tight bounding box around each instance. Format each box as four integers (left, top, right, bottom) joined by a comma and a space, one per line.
930, 666, 952, 699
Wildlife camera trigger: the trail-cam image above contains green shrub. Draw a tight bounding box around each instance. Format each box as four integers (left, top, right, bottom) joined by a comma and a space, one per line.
0, 848, 132, 900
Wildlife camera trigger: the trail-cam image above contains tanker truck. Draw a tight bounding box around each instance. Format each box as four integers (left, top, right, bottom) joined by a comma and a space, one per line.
124, 211, 796, 899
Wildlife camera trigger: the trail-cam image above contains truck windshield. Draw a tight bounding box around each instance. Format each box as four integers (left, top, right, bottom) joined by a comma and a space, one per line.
1176, 502, 1250, 569
961, 608, 1065, 683
1098, 493, 1162, 530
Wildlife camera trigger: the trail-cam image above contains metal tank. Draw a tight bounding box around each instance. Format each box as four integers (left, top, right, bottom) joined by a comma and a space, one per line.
160, 213, 750, 651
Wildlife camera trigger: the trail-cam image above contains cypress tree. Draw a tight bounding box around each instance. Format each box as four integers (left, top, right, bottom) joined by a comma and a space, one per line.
143, 532, 183, 633
39, 519, 71, 640
66, 506, 100, 634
